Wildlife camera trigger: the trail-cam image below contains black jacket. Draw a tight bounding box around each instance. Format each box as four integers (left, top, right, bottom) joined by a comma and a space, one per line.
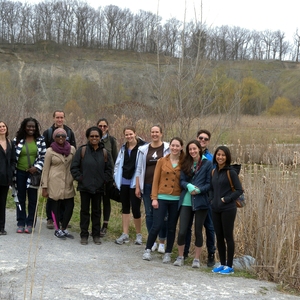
43, 124, 76, 148
210, 165, 243, 212
70, 142, 113, 194
0, 139, 16, 186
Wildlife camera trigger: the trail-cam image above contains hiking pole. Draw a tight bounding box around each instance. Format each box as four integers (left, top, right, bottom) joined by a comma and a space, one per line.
11, 186, 21, 211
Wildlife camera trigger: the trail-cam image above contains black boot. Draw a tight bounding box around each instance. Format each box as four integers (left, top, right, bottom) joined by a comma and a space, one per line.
207, 253, 215, 267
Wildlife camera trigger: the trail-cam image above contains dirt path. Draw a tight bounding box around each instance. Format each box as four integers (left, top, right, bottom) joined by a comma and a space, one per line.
0, 210, 299, 300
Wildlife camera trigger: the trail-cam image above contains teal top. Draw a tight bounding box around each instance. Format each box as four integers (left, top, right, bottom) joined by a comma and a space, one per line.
17, 141, 37, 171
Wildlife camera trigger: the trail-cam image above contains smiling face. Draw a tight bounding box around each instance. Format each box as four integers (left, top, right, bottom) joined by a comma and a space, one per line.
216, 149, 227, 168
150, 126, 162, 143
0, 122, 7, 137
25, 120, 36, 136
170, 139, 183, 156
98, 120, 108, 135
54, 133, 67, 145
54, 112, 65, 128
89, 130, 101, 146
197, 132, 210, 150
124, 129, 136, 144
188, 143, 200, 161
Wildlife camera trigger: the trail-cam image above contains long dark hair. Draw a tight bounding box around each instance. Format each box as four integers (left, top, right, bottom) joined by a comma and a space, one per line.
16, 117, 42, 144
181, 140, 203, 176
213, 145, 232, 166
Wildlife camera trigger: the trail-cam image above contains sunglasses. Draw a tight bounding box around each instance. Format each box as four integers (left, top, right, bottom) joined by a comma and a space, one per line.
89, 135, 100, 138
198, 136, 209, 141
55, 134, 67, 138
98, 125, 107, 128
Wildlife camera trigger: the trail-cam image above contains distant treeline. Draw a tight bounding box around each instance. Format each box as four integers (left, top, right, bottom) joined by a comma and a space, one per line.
1, 0, 300, 61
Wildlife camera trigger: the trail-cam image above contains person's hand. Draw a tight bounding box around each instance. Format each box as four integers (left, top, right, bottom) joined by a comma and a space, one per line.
152, 199, 159, 209
27, 166, 38, 174
42, 188, 48, 198
135, 187, 141, 199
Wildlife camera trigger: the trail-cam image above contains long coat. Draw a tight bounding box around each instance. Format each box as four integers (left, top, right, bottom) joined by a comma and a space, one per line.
41, 146, 76, 200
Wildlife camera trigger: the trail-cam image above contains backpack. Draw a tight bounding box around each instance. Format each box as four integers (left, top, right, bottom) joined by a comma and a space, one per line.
212, 164, 245, 208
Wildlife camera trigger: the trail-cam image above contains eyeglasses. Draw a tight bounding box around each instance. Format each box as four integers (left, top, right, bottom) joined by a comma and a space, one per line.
98, 125, 107, 128
198, 136, 209, 141
55, 134, 67, 138
89, 135, 100, 138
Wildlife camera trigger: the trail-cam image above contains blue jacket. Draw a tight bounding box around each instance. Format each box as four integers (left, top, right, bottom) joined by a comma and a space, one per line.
179, 157, 213, 211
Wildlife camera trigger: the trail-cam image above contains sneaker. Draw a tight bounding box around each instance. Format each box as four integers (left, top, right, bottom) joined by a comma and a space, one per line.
54, 229, 66, 239
93, 237, 101, 245
220, 266, 234, 275
80, 237, 88, 245
0, 229, 7, 235
192, 259, 200, 268
16, 226, 24, 233
115, 233, 129, 245
142, 249, 152, 261
162, 253, 171, 264
47, 219, 54, 229
173, 256, 184, 267
207, 253, 215, 267
135, 233, 142, 245
62, 229, 74, 239
158, 243, 165, 254
100, 227, 107, 237
24, 226, 33, 234
151, 242, 158, 252
212, 265, 225, 273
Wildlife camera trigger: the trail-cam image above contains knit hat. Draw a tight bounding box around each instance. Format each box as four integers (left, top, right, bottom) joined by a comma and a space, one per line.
53, 128, 67, 139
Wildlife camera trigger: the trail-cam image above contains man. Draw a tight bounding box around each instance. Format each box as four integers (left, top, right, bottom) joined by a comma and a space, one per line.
43, 110, 76, 229
184, 129, 216, 267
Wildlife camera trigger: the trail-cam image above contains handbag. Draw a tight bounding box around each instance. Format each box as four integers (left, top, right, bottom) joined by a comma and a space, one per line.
226, 169, 246, 208
25, 142, 41, 188
105, 181, 121, 203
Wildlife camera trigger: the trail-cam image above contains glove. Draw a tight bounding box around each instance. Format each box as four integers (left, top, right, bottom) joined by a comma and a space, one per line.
187, 183, 197, 194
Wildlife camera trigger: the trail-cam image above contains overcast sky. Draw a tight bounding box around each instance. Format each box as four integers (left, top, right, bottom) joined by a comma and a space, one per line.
86, 0, 299, 41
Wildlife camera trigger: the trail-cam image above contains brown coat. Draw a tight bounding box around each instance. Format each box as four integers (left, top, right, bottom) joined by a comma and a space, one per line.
41, 146, 76, 200
151, 154, 181, 200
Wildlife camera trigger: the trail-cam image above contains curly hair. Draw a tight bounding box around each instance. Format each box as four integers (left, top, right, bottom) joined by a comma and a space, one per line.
16, 117, 42, 144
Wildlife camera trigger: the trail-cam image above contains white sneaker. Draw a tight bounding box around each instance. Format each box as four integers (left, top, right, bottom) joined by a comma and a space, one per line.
192, 259, 200, 268
151, 242, 158, 252
142, 249, 152, 261
162, 253, 171, 263
173, 256, 184, 267
135, 233, 142, 245
158, 243, 165, 253
115, 233, 129, 245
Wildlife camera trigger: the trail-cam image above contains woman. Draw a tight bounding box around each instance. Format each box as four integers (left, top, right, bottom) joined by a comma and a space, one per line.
71, 126, 113, 245
211, 146, 243, 274
41, 128, 76, 240
0, 121, 16, 235
14, 117, 46, 234
142, 137, 184, 263
97, 118, 118, 237
135, 125, 169, 253
174, 140, 212, 268
114, 126, 146, 245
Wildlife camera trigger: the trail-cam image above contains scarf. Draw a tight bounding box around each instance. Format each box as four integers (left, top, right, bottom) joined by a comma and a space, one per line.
50, 141, 71, 156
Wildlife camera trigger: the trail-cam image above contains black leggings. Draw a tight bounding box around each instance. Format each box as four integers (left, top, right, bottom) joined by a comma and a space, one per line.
120, 185, 141, 218
100, 193, 111, 222
177, 206, 208, 247
51, 197, 74, 230
212, 208, 236, 268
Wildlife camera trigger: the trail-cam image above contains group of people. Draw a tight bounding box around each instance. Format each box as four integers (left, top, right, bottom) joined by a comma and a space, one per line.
0, 112, 243, 275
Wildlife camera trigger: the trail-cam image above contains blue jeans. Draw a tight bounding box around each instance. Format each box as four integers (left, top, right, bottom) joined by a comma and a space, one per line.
145, 199, 179, 253
16, 169, 38, 227
184, 204, 216, 255
143, 184, 167, 240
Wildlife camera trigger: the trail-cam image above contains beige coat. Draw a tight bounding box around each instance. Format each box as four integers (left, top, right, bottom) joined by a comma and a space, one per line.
41, 146, 76, 200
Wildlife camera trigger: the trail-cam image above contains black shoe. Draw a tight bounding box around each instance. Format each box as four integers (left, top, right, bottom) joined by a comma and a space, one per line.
207, 253, 215, 267
54, 229, 66, 240
100, 227, 107, 237
0, 229, 7, 235
93, 236, 101, 245
80, 237, 88, 245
